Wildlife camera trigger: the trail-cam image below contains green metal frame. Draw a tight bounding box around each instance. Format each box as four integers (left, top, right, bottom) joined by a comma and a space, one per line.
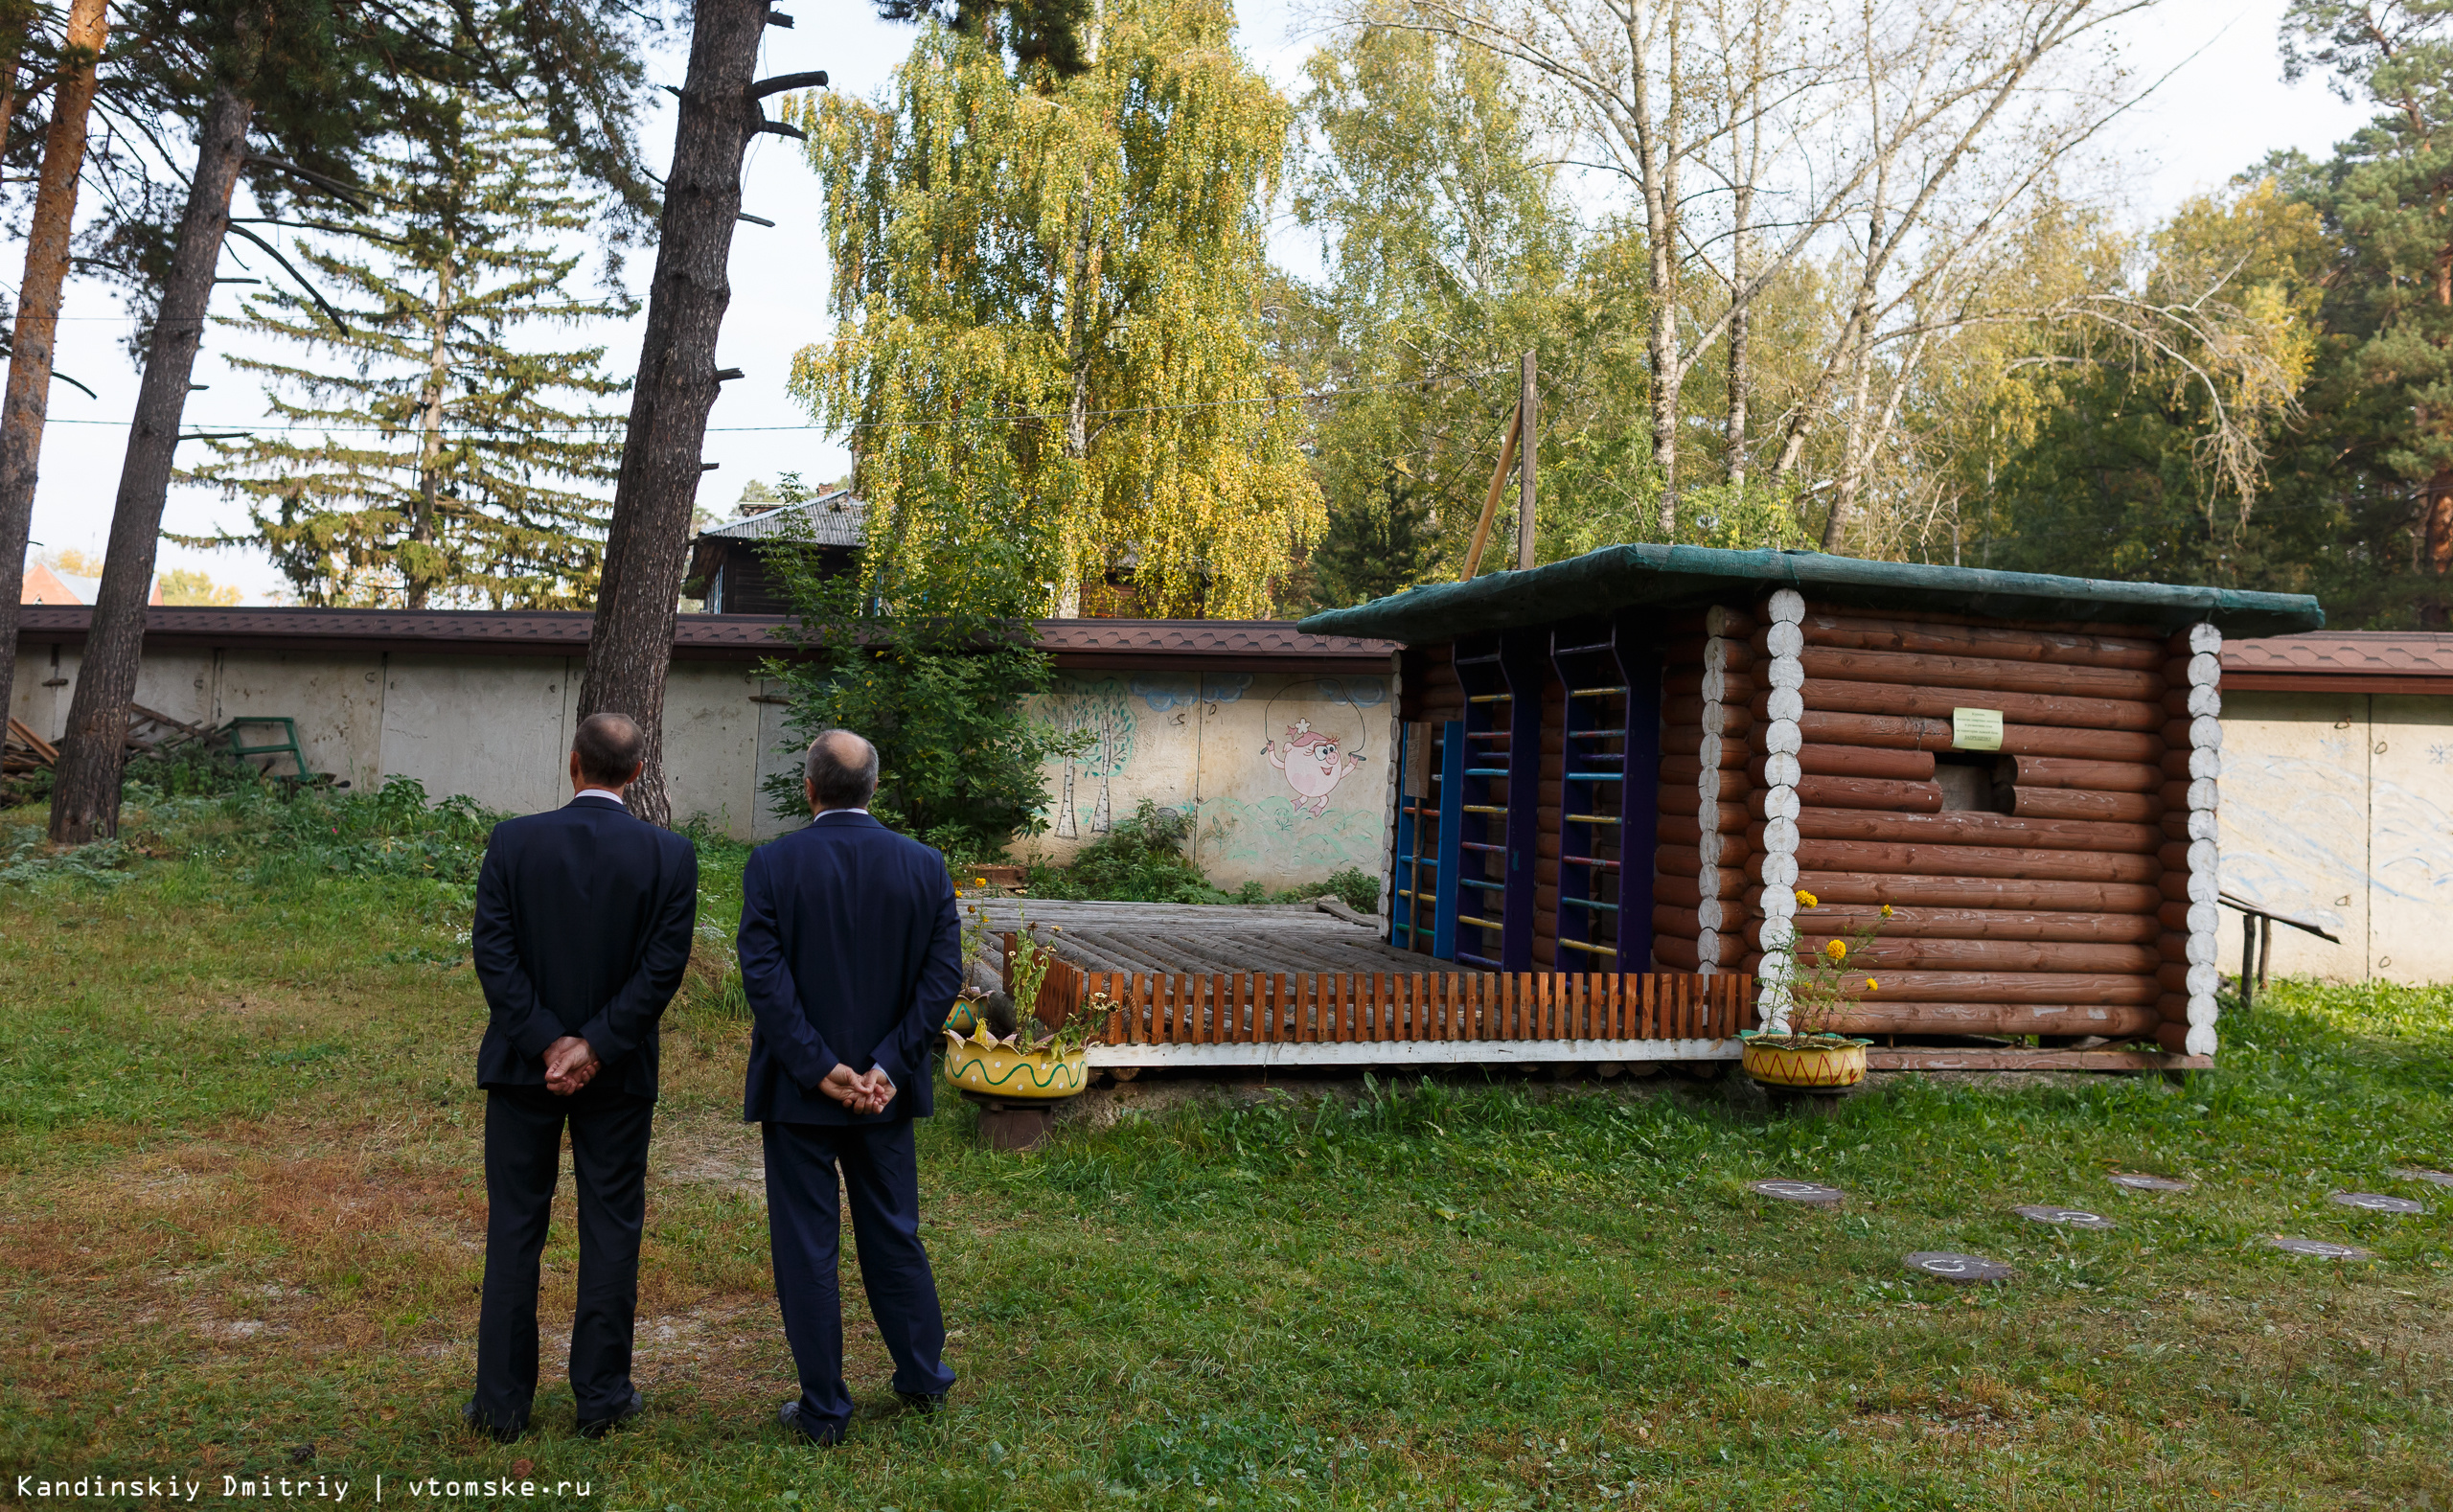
220, 717, 309, 780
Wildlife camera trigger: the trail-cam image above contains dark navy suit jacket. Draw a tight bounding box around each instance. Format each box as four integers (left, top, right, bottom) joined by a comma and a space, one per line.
471, 794, 699, 1105
737, 810, 962, 1125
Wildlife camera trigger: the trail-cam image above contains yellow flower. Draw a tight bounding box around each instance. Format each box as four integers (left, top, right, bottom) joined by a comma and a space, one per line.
975, 877, 988, 887
1796, 890, 1819, 909
1879, 903, 1893, 919
1823, 939, 1847, 962
1866, 978, 1879, 991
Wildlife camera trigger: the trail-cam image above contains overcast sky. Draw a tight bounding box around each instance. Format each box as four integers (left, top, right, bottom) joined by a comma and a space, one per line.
20, 0, 2375, 605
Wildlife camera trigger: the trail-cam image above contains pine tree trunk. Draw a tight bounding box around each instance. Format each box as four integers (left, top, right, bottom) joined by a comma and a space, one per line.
48, 86, 251, 843
577, 0, 768, 826
2425, 466, 2453, 625
0, 0, 108, 748
410, 250, 453, 610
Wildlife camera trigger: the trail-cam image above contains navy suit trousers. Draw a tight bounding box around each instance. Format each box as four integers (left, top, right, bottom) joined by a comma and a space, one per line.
474, 1088, 653, 1432
762, 1118, 955, 1429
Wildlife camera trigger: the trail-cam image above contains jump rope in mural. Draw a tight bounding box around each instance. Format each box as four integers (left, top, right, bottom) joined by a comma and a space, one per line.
1261, 679, 1377, 817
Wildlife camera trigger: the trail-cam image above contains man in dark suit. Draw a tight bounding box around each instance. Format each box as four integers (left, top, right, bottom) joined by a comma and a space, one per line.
465, 712, 699, 1443
739, 728, 962, 1445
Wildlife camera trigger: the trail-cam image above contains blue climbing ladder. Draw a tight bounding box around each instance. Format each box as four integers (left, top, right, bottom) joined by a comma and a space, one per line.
1547, 615, 1661, 974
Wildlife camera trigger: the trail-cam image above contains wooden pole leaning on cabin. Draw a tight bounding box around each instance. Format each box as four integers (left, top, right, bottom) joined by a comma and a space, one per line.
1517, 351, 1538, 572
1460, 402, 1522, 582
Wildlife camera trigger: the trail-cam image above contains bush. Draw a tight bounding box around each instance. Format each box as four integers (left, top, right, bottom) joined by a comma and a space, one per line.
1027, 800, 1221, 904
1025, 800, 1385, 911
122, 740, 265, 798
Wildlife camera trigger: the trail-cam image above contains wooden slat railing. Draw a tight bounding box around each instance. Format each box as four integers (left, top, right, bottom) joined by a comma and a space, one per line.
1002, 937, 1754, 1044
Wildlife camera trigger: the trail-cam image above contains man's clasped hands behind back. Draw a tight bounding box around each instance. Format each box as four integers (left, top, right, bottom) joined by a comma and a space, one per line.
464, 714, 963, 1448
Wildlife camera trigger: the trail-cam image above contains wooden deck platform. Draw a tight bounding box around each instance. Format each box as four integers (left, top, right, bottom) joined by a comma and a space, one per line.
970, 898, 1421, 977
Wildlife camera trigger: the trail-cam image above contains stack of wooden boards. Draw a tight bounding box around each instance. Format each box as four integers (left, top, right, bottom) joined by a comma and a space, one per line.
3, 703, 227, 775
4, 718, 57, 775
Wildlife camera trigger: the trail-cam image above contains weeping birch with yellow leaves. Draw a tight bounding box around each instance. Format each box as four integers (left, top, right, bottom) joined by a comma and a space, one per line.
788, 0, 1320, 618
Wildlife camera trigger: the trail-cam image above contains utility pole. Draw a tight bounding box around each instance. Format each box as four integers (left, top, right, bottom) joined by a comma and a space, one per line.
1516, 350, 1537, 570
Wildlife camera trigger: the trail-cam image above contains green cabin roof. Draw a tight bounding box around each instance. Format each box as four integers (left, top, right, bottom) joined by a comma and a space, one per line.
1295, 544, 2326, 643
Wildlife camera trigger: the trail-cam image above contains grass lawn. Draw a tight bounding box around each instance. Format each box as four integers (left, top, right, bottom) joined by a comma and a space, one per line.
3, 790, 2450, 1511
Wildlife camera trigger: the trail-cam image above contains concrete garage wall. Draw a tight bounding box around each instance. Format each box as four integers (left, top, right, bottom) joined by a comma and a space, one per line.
1012, 671, 1393, 891
10, 645, 1381, 876
10, 647, 800, 842
2217, 690, 2453, 985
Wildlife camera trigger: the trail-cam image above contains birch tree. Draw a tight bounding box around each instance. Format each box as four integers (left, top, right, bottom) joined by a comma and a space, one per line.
1386, 0, 2173, 541
794, 0, 1319, 618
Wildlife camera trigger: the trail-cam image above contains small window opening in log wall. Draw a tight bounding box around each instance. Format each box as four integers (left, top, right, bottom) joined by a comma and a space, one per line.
1933, 753, 2012, 813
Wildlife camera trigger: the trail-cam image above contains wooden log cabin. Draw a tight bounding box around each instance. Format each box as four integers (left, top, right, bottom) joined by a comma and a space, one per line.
1296, 545, 2325, 1075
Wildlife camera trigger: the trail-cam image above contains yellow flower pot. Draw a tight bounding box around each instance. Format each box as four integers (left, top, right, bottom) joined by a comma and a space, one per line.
942, 1026, 1088, 1101
1740, 1032, 1871, 1090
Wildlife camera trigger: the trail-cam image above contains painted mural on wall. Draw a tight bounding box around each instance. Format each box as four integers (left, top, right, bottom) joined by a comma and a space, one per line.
1021, 672, 1389, 888
1042, 677, 1137, 837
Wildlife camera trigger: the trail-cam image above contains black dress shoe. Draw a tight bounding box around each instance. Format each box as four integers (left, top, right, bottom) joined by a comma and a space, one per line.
895, 1390, 947, 1416
777, 1401, 845, 1446
461, 1400, 524, 1444
576, 1387, 643, 1440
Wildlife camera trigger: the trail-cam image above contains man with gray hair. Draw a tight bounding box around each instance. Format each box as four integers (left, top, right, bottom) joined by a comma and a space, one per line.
737, 729, 963, 1444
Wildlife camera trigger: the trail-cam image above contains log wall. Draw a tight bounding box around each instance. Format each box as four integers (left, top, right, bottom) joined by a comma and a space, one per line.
1390, 596, 2225, 1059
1651, 606, 1759, 973
1745, 597, 2220, 1051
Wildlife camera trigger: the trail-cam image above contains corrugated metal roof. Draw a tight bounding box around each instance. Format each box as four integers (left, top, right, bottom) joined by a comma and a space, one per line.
696, 490, 866, 548
12, 606, 1394, 668
1295, 544, 2327, 641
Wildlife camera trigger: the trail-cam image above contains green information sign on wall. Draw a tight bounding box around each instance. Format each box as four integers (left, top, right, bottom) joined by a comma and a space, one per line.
1952, 706, 2005, 751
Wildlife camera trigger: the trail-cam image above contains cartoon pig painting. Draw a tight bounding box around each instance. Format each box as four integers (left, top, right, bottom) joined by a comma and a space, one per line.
1264, 718, 1363, 816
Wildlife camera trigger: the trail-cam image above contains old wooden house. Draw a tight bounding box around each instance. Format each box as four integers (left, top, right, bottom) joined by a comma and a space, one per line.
1289, 545, 2324, 1074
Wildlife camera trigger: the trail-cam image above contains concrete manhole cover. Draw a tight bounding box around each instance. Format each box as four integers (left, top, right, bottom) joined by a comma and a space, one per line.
2329, 1191, 2427, 1214
2013, 1205, 2115, 1229
2388, 1168, 2453, 1189
1904, 1251, 2013, 1284
2107, 1172, 2193, 1192
1750, 1180, 1845, 1205
2268, 1237, 2373, 1259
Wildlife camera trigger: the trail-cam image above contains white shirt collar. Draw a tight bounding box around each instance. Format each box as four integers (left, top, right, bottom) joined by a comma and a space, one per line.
576, 788, 628, 807
814, 807, 869, 817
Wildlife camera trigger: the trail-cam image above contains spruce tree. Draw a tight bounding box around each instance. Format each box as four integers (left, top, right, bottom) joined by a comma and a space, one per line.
1302, 463, 1442, 610
182, 93, 635, 609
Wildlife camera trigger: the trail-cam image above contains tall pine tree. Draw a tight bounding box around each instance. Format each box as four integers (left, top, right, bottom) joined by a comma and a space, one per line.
182, 92, 635, 608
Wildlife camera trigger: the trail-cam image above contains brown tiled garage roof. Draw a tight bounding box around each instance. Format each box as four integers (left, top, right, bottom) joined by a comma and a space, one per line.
2225, 631, 2453, 694
11, 606, 1395, 669
1033, 619, 1394, 671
